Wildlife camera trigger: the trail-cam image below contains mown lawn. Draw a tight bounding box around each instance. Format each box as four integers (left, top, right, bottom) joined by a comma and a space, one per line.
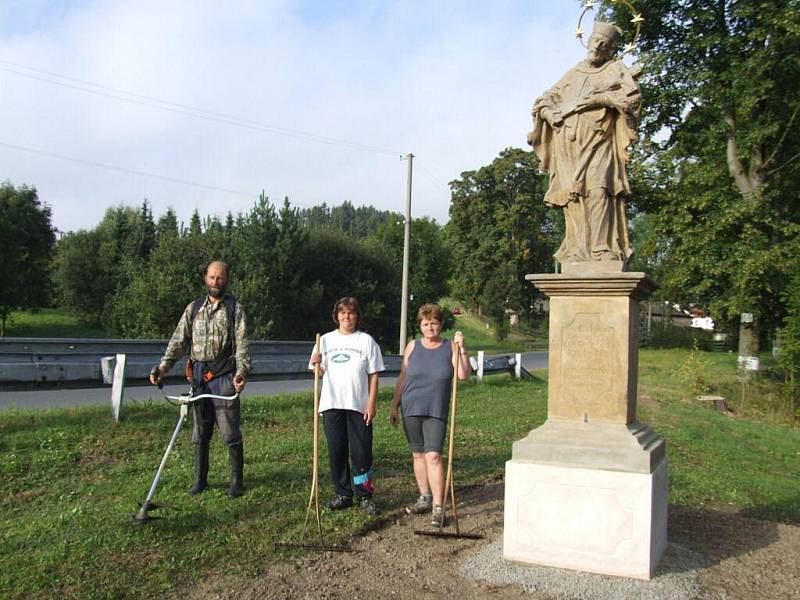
1, 348, 798, 599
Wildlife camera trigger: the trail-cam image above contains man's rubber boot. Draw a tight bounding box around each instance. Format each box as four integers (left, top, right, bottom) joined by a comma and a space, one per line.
228, 443, 244, 498
189, 443, 209, 495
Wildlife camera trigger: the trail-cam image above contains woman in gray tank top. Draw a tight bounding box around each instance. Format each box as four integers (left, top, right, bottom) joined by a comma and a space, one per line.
390, 303, 472, 529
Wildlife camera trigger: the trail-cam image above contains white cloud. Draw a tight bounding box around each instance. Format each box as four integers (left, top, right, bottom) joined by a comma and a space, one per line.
0, 0, 588, 232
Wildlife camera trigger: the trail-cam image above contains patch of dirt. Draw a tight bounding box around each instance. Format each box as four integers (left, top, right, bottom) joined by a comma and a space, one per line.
77, 449, 119, 468
184, 477, 800, 599
669, 505, 800, 599
637, 394, 661, 414
2, 486, 50, 508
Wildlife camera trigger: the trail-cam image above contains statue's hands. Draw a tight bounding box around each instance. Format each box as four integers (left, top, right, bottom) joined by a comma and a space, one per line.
539, 107, 562, 128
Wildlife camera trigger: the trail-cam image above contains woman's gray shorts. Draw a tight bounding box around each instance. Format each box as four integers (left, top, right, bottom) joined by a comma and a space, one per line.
402, 415, 447, 454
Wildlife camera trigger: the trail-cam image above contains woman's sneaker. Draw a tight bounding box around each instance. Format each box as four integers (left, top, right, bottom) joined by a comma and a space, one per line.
430, 504, 444, 529
405, 495, 433, 515
327, 494, 353, 510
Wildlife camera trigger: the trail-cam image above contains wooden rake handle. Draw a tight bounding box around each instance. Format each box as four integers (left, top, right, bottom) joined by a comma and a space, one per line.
441, 339, 461, 533
302, 333, 324, 546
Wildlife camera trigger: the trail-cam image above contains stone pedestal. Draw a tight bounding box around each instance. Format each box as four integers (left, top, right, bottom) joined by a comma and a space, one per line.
503, 272, 668, 580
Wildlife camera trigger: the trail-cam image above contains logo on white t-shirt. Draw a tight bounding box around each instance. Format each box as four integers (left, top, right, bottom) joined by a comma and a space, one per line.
331, 353, 351, 363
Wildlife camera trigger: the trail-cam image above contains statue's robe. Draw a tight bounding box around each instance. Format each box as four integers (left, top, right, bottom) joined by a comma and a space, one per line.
529, 58, 641, 263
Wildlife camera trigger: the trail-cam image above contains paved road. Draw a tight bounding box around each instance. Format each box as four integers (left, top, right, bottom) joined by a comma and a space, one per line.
0, 351, 547, 411
519, 350, 548, 372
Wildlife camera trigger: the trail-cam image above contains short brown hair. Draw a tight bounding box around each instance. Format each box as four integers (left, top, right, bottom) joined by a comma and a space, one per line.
206, 260, 230, 278
332, 297, 361, 328
417, 303, 443, 324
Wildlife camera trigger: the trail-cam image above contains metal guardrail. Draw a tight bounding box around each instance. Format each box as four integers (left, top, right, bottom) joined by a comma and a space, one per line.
0, 337, 401, 388
469, 351, 532, 382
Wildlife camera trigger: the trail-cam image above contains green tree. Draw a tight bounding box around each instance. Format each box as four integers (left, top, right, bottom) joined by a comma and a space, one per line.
447, 147, 557, 337
369, 216, 452, 339
156, 208, 179, 241
296, 229, 400, 347
0, 183, 56, 335
52, 205, 160, 329
604, 0, 800, 353
231, 192, 280, 338
300, 201, 394, 239
106, 204, 227, 338
778, 253, 800, 420
135, 200, 156, 260
265, 199, 321, 339
53, 227, 126, 328
105, 232, 209, 338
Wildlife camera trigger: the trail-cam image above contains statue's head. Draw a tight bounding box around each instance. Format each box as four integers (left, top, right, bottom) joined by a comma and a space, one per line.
587, 21, 622, 66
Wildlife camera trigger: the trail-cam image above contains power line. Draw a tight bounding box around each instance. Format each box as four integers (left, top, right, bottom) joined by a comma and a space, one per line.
415, 160, 451, 190
0, 140, 257, 198
0, 59, 403, 157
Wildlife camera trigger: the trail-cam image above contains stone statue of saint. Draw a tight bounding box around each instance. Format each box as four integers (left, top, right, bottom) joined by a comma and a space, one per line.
528, 21, 641, 267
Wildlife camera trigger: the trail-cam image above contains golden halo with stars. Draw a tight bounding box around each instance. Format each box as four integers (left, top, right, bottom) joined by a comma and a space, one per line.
575, 0, 644, 56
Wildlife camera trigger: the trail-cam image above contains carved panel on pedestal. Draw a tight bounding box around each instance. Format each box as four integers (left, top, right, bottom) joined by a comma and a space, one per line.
558, 313, 614, 419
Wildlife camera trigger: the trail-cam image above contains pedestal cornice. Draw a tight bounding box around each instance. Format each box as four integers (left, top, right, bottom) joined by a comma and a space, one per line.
526, 272, 658, 301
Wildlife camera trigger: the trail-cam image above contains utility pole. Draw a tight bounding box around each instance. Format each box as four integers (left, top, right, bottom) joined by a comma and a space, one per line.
399, 153, 414, 353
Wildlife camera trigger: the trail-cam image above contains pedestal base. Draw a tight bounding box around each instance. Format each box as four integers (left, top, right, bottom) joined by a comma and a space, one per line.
503, 457, 668, 580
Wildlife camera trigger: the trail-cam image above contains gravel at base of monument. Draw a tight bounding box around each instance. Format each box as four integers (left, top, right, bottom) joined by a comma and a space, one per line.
459, 539, 708, 600
185, 478, 800, 600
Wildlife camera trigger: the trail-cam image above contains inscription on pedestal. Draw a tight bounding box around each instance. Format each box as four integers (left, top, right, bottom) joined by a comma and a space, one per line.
560, 313, 614, 415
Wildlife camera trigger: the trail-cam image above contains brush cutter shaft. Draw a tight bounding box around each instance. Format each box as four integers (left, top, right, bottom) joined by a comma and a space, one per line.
139, 389, 239, 511
143, 408, 188, 506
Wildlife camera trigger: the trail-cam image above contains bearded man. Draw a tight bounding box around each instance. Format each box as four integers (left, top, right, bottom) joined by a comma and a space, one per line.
528, 20, 641, 267
150, 260, 251, 497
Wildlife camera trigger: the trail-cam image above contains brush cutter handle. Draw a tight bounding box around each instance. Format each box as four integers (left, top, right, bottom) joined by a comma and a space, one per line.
163, 391, 239, 405
157, 386, 239, 407
149, 365, 164, 389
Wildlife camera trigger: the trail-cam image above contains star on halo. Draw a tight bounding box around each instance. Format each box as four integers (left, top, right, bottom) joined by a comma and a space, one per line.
631, 13, 645, 24
583, 0, 598, 8
575, 27, 585, 39
623, 42, 637, 54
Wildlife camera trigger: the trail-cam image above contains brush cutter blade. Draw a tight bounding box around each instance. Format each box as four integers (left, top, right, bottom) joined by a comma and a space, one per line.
131, 511, 160, 525
130, 500, 164, 525
136, 500, 182, 512
413, 530, 484, 539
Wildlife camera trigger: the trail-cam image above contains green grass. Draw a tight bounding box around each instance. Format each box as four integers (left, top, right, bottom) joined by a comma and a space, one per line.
4, 309, 106, 338
439, 299, 547, 353
0, 380, 544, 600
1, 349, 799, 598
637, 348, 800, 520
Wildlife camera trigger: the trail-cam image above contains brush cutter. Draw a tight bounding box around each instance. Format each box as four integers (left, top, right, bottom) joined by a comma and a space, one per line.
414, 340, 483, 540
275, 334, 351, 552
132, 378, 238, 525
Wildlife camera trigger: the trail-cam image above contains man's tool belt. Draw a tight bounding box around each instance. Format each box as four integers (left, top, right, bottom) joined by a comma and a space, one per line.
185, 355, 236, 387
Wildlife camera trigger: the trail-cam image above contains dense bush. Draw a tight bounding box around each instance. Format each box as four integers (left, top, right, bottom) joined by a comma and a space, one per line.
641, 324, 717, 350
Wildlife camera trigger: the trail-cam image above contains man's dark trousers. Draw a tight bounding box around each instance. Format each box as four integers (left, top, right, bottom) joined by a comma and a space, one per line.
191, 362, 243, 497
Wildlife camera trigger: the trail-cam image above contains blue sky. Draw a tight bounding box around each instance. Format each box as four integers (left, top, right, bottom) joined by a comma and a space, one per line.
0, 1, 592, 233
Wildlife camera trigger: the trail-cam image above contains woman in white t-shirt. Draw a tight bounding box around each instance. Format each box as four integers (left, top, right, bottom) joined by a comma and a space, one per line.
309, 297, 385, 515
